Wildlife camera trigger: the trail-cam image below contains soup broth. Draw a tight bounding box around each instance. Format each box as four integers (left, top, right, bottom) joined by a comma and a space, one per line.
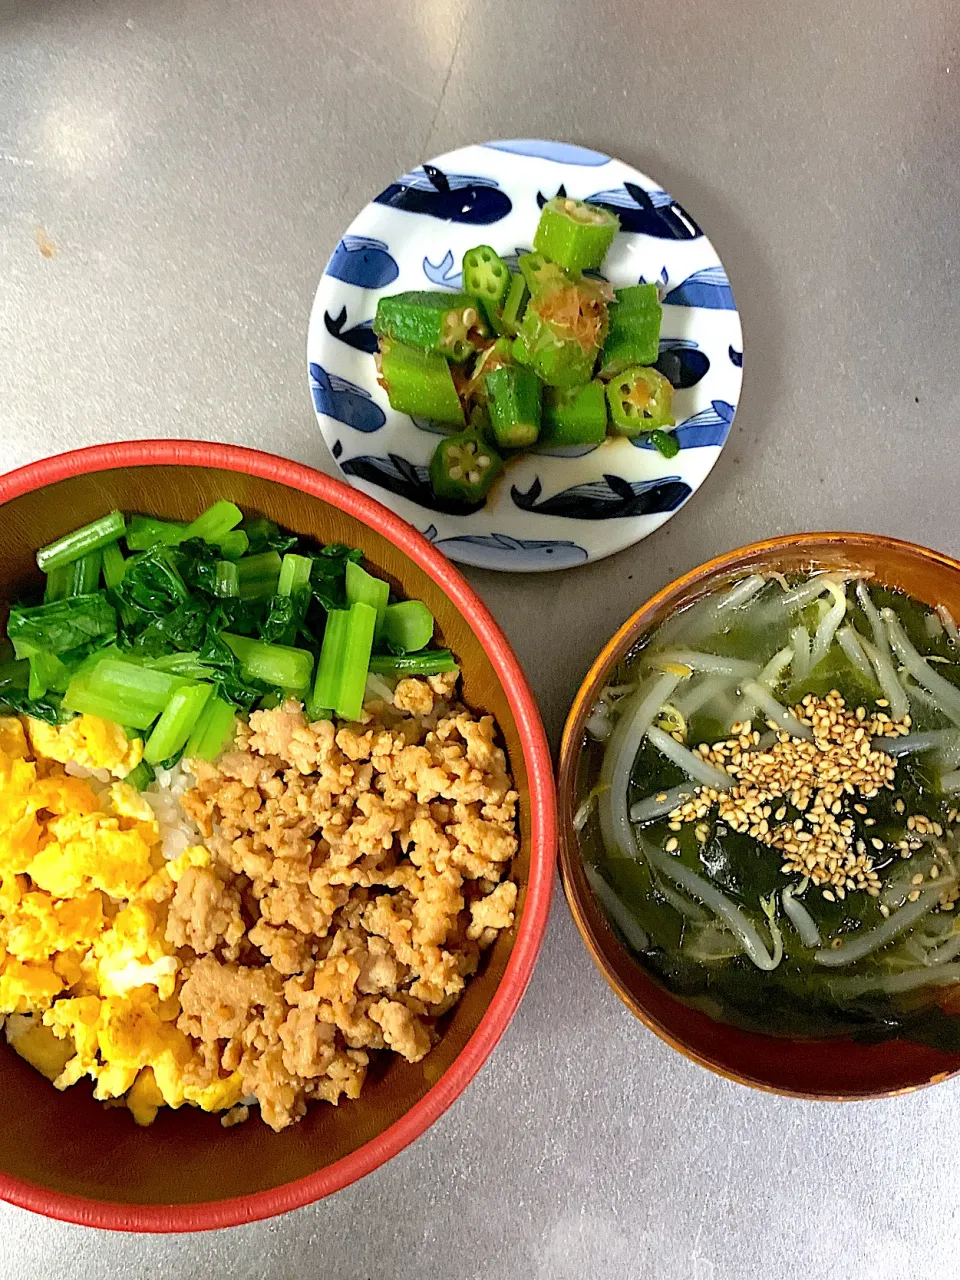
577, 573, 960, 1050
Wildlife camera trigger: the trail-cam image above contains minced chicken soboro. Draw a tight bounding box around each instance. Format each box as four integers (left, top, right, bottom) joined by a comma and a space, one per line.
0, 672, 519, 1131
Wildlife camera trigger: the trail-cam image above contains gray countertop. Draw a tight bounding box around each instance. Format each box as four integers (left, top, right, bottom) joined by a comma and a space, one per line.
2, 1, 960, 1276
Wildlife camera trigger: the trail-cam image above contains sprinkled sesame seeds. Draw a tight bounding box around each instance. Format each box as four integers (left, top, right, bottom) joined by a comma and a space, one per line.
660, 692, 924, 899
665, 837, 679, 853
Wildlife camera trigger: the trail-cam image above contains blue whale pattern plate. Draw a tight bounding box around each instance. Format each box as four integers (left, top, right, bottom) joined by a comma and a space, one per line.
307, 140, 743, 573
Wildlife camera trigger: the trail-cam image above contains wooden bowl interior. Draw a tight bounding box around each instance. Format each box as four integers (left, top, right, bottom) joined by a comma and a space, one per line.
560, 534, 960, 1099
0, 464, 531, 1204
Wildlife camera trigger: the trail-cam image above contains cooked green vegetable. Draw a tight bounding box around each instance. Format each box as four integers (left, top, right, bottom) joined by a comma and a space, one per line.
36, 511, 125, 572
123, 760, 156, 792
518, 252, 569, 299
309, 608, 348, 721
183, 501, 243, 544
184, 694, 237, 761
368, 204, 683, 507
428, 432, 502, 506
101, 542, 127, 590
606, 366, 675, 436
374, 291, 481, 361
2, 506, 456, 759
126, 516, 186, 552
649, 428, 680, 459
236, 551, 282, 601
218, 529, 249, 559
220, 633, 313, 694
500, 272, 529, 335
600, 284, 662, 376
368, 650, 459, 677
8, 592, 117, 658
463, 245, 510, 332
382, 600, 434, 654
63, 657, 192, 728
533, 196, 619, 272
335, 602, 377, 721
380, 339, 466, 426
486, 366, 542, 449
67, 550, 102, 598
43, 564, 73, 604
345, 560, 389, 640
144, 682, 213, 764
513, 274, 609, 390
541, 382, 608, 448
215, 560, 240, 598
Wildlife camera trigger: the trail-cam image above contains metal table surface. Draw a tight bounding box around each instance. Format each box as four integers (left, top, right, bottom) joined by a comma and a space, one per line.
1, 1, 959, 1276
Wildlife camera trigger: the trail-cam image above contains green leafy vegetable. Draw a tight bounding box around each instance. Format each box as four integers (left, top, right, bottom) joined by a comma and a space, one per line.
8, 592, 117, 658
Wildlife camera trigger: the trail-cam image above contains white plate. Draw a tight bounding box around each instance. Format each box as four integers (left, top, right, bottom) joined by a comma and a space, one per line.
307, 139, 742, 573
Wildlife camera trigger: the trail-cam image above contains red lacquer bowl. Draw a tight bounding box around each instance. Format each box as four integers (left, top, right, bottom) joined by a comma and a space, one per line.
0, 441, 555, 1231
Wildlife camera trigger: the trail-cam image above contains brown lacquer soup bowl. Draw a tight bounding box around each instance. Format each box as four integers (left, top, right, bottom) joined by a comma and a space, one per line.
559, 533, 960, 1101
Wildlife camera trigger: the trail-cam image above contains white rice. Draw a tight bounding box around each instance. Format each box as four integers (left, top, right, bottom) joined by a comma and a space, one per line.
63, 760, 112, 786
3, 1012, 37, 1044
143, 761, 203, 860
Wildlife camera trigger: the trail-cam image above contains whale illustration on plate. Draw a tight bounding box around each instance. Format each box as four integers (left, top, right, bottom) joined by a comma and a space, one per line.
482, 140, 611, 166
653, 338, 710, 390
323, 307, 378, 355
631, 400, 735, 451
422, 245, 528, 290
585, 183, 702, 240
308, 364, 385, 434
324, 235, 399, 289
421, 525, 589, 570
662, 266, 736, 310
340, 453, 486, 515
374, 166, 512, 225
511, 473, 691, 520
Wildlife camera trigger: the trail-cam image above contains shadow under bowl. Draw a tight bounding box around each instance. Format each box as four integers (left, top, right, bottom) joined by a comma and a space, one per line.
558, 532, 960, 1100
0, 441, 555, 1231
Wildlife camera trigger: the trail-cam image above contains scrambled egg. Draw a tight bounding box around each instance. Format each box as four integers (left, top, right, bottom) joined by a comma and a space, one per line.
25, 714, 143, 779
0, 716, 240, 1126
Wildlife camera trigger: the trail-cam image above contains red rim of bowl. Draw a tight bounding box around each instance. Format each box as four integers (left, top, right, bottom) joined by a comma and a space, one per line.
0, 440, 556, 1233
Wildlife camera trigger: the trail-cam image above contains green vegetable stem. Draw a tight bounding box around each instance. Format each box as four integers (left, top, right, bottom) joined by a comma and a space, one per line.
220, 632, 313, 694
382, 600, 434, 654
183, 501, 244, 544
368, 649, 459, 677
184, 694, 237, 762
345, 560, 390, 640
236, 551, 282, 601
144, 682, 213, 764
500, 272, 529, 335
36, 511, 126, 572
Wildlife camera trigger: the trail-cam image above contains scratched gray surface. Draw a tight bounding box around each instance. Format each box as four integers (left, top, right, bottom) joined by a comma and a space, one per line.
1, 0, 960, 1276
